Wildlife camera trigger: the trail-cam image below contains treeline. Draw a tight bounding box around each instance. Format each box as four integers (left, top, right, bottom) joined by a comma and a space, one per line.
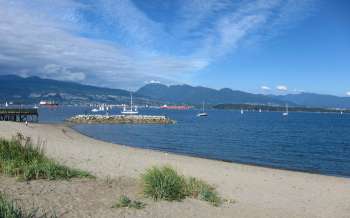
213, 104, 349, 113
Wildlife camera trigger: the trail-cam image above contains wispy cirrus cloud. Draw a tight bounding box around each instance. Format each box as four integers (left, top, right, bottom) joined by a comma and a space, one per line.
0, 0, 316, 89
261, 86, 271, 91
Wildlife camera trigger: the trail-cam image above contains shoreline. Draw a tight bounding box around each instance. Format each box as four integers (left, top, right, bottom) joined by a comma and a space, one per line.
1, 121, 349, 180
72, 124, 349, 179
1, 121, 350, 217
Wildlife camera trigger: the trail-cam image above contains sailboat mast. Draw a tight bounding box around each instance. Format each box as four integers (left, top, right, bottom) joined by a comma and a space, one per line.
130, 92, 133, 110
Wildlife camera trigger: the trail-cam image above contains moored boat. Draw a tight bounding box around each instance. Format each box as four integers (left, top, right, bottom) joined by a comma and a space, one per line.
197, 102, 208, 117
121, 92, 138, 115
283, 104, 289, 116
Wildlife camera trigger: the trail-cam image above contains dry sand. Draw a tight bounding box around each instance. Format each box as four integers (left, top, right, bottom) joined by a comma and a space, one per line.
0, 121, 349, 218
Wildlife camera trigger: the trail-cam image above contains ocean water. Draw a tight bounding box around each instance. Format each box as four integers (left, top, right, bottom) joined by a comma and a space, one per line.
38, 106, 350, 177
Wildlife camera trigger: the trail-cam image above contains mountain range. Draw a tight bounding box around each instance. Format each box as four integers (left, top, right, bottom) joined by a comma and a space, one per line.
1, 75, 349, 109
136, 83, 288, 106
273, 93, 350, 109
137, 84, 350, 108
0, 75, 145, 105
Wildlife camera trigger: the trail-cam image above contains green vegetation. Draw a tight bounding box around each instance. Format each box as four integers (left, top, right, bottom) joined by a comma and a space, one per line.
0, 193, 32, 218
0, 192, 57, 218
185, 177, 222, 206
141, 166, 222, 206
113, 195, 145, 209
142, 166, 186, 201
214, 103, 350, 114
0, 133, 92, 181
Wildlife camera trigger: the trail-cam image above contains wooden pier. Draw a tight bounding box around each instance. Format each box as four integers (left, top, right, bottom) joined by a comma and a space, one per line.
0, 108, 39, 122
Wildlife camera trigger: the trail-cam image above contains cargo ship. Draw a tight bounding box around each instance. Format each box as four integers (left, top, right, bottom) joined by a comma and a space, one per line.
160, 105, 192, 110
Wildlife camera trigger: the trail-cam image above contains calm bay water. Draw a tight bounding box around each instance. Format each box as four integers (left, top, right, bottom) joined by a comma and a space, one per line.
38, 106, 350, 177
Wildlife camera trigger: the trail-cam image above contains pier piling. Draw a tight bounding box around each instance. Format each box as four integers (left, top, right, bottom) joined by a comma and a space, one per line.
0, 108, 39, 122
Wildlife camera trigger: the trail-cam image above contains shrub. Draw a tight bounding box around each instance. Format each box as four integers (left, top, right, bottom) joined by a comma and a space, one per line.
0, 133, 92, 181
141, 166, 222, 206
142, 166, 186, 201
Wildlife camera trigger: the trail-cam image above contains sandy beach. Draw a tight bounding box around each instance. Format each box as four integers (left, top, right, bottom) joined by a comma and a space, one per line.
1, 121, 350, 218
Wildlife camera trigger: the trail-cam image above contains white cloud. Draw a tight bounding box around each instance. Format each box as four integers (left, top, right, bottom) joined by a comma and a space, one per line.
0, 0, 316, 89
346, 92, 350, 96
0, 0, 206, 89
147, 80, 161, 84
276, 85, 288, 91
261, 86, 271, 90
41, 64, 86, 81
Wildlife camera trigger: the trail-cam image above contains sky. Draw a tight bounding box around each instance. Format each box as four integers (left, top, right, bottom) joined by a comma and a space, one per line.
0, 0, 349, 96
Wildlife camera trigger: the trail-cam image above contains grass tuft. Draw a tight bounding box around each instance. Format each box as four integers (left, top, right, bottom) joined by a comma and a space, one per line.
185, 177, 221, 206
113, 195, 145, 209
0, 192, 57, 218
141, 166, 222, 206
0, 133, 92, 181
0, 193, 32, 218
142, 166, 186, 201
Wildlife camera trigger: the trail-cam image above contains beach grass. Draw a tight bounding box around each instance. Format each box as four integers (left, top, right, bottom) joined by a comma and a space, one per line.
0, 192, 57, 218
185, 177, 222, 206
0, 133, 92, 181
0, 193, 32, 218
113, 195, 146, 209
142, 166, 186, 201
141, 166, 221, 206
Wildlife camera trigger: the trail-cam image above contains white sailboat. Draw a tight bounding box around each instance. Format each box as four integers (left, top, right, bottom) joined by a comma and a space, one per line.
197, 102, 208, 117
91, 108, 99, 112
241, 109, 244, 115
121, 92, 138, 115
91, 104, 103, 112
283, 104, 289, 116
5, 102, 8, 107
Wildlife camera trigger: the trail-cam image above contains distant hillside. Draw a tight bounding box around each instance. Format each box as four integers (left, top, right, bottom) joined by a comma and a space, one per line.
214, 104, 350, 113
273, 93, 350, 109
136, 83, 289, 105
2, 75, 349, 108
0, 75, 147, 104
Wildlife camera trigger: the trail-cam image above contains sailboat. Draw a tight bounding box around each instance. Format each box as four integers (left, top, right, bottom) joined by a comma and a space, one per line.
91, 108, 99, 112
5, 102, 8, 107
91, 104, 103, 112
121, 92, 138, 115
283, 104, 289, 116
197, 102, 208, 117
241, 109, 244, 115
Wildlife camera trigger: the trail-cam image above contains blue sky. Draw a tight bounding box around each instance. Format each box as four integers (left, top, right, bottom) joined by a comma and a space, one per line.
0, 0, 349, 96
